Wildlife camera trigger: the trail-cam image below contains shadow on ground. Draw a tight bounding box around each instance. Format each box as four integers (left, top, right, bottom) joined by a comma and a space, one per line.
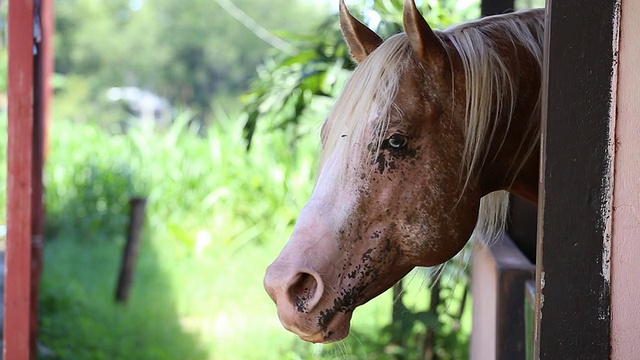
38, 232, 208, 360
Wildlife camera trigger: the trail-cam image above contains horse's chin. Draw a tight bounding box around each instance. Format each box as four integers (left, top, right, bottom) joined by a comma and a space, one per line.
280, 310, 353, 344
295, 280, 399, 343
297, 311, 353, 344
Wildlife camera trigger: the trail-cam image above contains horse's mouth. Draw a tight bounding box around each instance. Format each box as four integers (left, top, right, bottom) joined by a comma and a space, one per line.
297, 310, 353, 343
294, 274, 407, 343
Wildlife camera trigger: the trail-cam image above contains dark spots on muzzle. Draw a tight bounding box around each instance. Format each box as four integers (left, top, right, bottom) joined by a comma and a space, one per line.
317, 283, 365, 333
318, 246, 385, 333
375, 152, 386, 173
362, 248, 374, 262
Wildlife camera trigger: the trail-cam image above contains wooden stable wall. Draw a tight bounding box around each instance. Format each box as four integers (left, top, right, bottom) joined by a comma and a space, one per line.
535, 0, 618, 357
610, 0, 640, 357
472, 0, 640, 358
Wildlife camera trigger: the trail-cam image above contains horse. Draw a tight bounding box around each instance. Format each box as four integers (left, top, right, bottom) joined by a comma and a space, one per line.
264, 0, 544, 343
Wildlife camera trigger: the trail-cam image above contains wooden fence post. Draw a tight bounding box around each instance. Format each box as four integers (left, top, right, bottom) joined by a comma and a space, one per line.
115, 198, 147, 303
4, 0, 35, 358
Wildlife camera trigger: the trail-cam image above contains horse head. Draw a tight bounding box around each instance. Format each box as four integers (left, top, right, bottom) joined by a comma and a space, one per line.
264, 0, 543, 343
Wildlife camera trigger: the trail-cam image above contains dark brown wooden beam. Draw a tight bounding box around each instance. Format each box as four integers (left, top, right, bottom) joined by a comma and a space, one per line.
481, 0, 514, 16
492, 235, 535, 359
535, 0, 618, 358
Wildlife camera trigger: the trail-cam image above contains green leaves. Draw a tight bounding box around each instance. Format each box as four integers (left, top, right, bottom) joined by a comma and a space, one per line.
44, 111, 316, 254
242, 19, 352, 148
52, 0, 330, 125
242, 0, 481, 149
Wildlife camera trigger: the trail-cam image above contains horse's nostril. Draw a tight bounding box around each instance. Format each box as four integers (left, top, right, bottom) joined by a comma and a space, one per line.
288, 272, 322, 313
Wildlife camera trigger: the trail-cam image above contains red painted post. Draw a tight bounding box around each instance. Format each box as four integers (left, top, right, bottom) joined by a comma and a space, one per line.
4, 0, 35, 359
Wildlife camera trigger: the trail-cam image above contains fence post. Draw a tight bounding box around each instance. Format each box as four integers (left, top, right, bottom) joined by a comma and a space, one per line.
115, 197, 147, 303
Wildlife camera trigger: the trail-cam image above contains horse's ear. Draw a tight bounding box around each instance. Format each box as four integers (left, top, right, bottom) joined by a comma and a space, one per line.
403, 0, 446, 66
339, 0, 383, 63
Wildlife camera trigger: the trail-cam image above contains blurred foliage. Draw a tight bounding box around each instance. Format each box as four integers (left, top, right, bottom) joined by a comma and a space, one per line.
242, 0, 480, 147
52, 0, 329, 124
45, 120, 137, 240
384, 263, 472, 360
44, 109, 316, 252
241, 18, 352, 148
39, 238, 209, 360
0, 114, 5, 226
0, 48, 6, 93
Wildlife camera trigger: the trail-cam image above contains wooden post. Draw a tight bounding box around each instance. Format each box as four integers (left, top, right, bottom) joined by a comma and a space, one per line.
481, 0, 514, 16
115, 198, 147, 303
535, 0, 618, 358
470, 235, 535, 360
4, 0, 35, 359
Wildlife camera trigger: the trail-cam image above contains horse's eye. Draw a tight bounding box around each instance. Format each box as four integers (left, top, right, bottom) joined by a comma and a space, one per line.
387, 134, 407, 149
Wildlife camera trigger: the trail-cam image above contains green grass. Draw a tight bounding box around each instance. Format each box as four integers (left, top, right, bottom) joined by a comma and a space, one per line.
40, 239, 207, 360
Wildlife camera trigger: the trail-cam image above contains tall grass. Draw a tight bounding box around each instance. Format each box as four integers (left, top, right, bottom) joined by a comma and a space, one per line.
45, 108, 317, 250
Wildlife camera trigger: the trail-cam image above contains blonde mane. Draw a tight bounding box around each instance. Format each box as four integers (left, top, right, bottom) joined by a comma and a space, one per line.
321, 34, 412, 172
321, 9, 544, 241
444, 9, 544, 240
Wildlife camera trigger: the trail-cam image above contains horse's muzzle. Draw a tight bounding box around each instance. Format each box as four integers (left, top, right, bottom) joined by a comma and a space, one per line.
264, 261, 352, 343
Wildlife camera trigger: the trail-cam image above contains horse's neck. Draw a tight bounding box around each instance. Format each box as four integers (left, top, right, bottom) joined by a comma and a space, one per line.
481, 69, 541, 204
453, 13, 543, 204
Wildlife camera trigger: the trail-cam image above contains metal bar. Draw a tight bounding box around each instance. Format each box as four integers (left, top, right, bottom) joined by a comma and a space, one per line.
4, 0, 35, 358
